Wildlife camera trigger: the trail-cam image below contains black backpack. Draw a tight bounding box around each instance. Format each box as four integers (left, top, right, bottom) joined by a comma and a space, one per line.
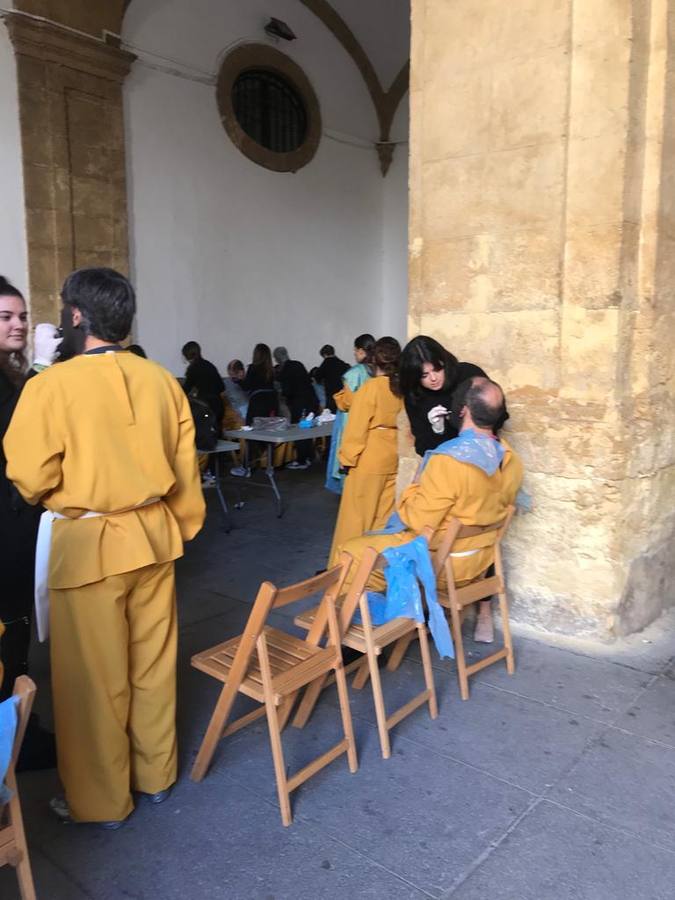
189, 397, 219, 451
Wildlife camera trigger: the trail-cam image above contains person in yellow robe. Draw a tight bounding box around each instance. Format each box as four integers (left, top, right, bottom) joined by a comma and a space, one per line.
337, 378, 523, 639
328, 337, 402, 565
3, 268, 205, 828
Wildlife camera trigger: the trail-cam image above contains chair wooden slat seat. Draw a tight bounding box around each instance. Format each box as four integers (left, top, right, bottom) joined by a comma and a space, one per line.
190, 559, 358, 826
192, 627, 332, 702
295, 607, 423, 655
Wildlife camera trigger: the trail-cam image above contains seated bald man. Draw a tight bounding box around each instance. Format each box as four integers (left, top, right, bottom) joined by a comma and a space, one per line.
338, 377, 523, 643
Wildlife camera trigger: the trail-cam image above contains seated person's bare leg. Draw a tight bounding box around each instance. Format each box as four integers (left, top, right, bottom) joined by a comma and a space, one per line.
474, 599, 494, 643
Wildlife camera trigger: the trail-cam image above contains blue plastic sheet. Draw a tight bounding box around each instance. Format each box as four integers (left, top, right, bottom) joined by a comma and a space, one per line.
355, 536, 454, 659
0, 695, 19, 805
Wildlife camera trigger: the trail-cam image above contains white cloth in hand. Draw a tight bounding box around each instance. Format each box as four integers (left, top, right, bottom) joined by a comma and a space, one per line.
427, 404, 448, 434
33, 323, 61, 367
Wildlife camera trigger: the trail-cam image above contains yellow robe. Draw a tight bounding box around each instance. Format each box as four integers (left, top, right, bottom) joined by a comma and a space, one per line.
328, 376, 402, 565
4, 350, 205, 822
339, 437, 523, 591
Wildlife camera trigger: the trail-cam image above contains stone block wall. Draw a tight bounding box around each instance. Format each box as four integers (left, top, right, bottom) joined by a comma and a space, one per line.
409, 0, 675, 636
3, 14, 133, 322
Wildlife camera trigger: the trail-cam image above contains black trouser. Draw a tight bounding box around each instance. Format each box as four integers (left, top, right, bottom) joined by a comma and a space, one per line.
289, 403, 315, 465
295, 439, 312, 465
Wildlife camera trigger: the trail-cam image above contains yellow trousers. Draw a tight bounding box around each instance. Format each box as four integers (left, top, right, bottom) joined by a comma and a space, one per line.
328, 470, 396, 566
50, 561, 177, 822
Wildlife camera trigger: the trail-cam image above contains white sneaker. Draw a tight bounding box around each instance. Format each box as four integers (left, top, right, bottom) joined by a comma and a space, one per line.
230, 466, 250, 477
286, 461, 310, 470
201, 473, 217, 488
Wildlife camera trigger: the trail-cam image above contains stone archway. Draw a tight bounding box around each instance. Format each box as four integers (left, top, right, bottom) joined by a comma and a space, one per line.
3, 0, 410, 319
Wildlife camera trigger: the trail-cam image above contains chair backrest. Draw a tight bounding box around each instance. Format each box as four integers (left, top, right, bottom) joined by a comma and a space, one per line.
336, 547, 385, 634
298, 547, 384, 646
432, 508, 515, 579
224, 560, 352, 690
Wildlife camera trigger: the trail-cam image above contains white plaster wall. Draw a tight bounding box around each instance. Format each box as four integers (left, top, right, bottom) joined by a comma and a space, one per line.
123, 0, 408, 374
0, 19, 29, 299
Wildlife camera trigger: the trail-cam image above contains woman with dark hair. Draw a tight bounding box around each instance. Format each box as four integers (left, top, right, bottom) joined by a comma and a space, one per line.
241, 343, 278, 420
231, 343, 280, 477
328, 336, 402, 564
0, 276, 37, 698
325, 333, 375, 494
399, 335, 488, 457
0, 276, 56, 765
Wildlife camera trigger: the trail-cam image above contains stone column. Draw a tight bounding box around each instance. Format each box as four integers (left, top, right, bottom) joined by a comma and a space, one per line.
408, 0, 675, 636
3, 14, 134, 322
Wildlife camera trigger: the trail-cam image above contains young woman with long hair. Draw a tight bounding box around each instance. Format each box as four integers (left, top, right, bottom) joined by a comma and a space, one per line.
0, 275, 56, 765
399, 335, 491, 457
325, 332, 375, 494
241, 342, 278, 424
0, 276, 33, 696
327, 336, 402, 564
231, 343, 281, 477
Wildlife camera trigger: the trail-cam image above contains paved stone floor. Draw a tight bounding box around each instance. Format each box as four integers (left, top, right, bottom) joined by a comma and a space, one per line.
2, 467, 675, 899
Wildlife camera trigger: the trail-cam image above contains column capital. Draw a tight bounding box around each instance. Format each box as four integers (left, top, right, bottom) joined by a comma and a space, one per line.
3, 12, 135, 82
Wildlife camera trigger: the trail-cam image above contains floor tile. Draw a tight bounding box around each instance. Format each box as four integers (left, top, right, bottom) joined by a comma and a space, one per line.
449, 799, 675, 900
549, 728, 675, 848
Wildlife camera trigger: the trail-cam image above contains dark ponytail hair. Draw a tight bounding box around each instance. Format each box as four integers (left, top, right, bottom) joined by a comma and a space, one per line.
0, 276, 28, 386
373, 336, 401, 396
354, 333, 375, 366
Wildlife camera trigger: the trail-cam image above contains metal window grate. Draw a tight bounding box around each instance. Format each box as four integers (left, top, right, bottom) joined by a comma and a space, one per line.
232, 69, 308, 153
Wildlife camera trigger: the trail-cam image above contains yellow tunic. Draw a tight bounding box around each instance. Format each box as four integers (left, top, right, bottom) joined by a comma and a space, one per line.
340, 437, 523, 590
3, 350, 205, 822
328, 376, 402, 564
5, 351, 204, 588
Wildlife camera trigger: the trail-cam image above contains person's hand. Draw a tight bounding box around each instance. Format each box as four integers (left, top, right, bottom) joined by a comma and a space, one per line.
427, 404, 448, 434
33, 323, 61, 367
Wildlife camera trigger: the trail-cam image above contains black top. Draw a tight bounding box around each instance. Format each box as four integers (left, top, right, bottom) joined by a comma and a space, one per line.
183, 357, 224, 420
405, 361, 487, 456
277, 360, 319, 422
241, 364, 279, 425
0, 369, 41, 619
315, 356, 349, 412
184, 357, 223, 400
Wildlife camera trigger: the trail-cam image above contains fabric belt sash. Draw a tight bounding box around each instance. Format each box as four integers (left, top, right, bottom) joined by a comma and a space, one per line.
34, 497, 161, 642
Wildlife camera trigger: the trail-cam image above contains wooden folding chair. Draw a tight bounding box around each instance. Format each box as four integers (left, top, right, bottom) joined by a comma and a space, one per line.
293, 547, 438, 759
434, 507, 516, 700
0, 676, 37, 900
386, 511, 516, 699
190, 559, 357, 826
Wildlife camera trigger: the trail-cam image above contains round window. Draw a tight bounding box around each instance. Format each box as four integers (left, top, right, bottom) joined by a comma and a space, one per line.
232, 70, 308, 153
217, 44, 321, 173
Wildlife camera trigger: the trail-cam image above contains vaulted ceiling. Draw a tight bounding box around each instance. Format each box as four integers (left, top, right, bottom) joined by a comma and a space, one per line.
13, 0, 410, 162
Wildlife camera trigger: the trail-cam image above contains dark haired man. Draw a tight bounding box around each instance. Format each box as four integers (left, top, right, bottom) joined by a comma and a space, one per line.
4, 268, 205, 828
273, 346, 319, 469
315, 344, 349, 413
337, 377, 523, 643
182, 340, 224, 422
